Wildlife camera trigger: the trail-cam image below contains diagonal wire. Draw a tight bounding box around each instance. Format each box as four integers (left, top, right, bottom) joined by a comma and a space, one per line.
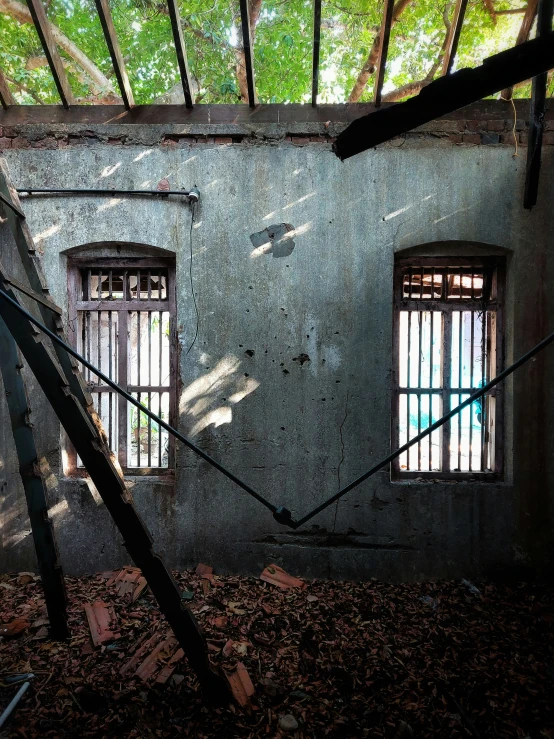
0, 284, 553, 530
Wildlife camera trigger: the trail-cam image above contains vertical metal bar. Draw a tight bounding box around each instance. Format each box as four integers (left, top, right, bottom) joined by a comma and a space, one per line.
158, 388, 162, 468
417, 310, 422, 470
480, 309, 488, 471
159, 308, 163, 467
109, 308, 113, 449
148, 311, 152, 468
458, 308, 463, 470
239, 0, 257, 107
118, 271, 128, 469
167, 0, 195, 108
469, 308, 474, 470
429, 308, 434, 470
373, 0, 395, 106
311, 0, 322, 106
442, 297, 453, 472
137, 310, 141, 468
407, 311, 412, 468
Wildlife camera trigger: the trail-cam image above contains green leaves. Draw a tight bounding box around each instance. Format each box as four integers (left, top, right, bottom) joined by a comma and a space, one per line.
0, 0, 533, 104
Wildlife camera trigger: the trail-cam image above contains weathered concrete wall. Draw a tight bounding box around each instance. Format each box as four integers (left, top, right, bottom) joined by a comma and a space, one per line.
1, 113, 553, 581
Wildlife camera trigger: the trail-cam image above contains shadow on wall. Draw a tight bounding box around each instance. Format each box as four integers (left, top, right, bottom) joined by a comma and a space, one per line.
179, 355, 260, 437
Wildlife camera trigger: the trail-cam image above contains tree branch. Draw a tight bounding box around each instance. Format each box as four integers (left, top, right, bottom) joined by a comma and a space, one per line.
348, 0, 413, 102
482, 0, 497, 24
0, 0, 117, 96
4, 73, 44, 103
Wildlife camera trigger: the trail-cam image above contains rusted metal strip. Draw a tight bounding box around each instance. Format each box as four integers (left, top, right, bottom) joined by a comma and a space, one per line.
167, 0, 194, 108
0, 68, 15, 109
239, 0, 257, 107
94, 0, 134, 109
0, 276, 228, 703
0, 317, 69, 640
311, 0, 322, 106
523, 0, 553, 209
442, 0, 469, 76
25, 0, 75, 108
373, 0, 395, 106
333, 33, 554, 160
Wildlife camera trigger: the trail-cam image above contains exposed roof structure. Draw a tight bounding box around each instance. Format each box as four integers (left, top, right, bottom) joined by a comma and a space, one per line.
0, 0, 550, 110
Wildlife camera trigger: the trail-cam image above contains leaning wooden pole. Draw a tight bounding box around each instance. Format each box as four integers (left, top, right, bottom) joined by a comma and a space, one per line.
0, 317, 69, 640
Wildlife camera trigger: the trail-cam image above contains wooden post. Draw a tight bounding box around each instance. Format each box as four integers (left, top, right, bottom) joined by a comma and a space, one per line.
0, 317, 69, 640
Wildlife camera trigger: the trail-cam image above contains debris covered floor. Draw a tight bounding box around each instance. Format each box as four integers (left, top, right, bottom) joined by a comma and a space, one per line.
1, 569, 553, 738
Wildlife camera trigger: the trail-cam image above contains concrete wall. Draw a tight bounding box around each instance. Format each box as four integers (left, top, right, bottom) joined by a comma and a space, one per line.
1, 116, 553, 581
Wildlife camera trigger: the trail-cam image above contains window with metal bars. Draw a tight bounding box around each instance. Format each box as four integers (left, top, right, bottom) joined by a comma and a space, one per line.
66, 257, 176, 475
392, 257, 504, 481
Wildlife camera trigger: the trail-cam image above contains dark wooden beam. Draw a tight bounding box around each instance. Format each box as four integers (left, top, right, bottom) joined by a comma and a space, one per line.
0, 68, 15, 109
94, 0, 134, 109
523, 0, 553, 209
442, 0, 469, 75
0, 316, 69, 641
239, 0, 256, 107
373, 0, 395, 107
0, 100, 543, 126
167, 0, 194, 109
26, 0, 75, 108
501, 0, 538, 100
333, 32, 554, 160
311, 0, 322, 106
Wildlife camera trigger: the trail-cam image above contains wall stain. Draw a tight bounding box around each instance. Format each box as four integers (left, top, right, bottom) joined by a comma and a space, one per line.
250, 223, 295, 258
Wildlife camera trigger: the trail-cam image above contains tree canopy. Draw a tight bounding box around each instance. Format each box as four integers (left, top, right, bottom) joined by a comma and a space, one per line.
0, 0, 549, 106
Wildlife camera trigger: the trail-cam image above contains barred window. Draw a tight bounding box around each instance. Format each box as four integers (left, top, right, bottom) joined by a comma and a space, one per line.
67, 257, 176, 475
392, 257, 504, 480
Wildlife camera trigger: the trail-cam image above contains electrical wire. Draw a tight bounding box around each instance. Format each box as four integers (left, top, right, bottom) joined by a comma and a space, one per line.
186, 202, 200, 355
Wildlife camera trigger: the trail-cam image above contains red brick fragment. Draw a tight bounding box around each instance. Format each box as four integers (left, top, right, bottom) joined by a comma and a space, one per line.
226, 662, 255, 707
0, 618, 30, 638
84, 602, 120, 646
214, 136, 233, 144
462, 134, 481, 145
260, 564, 307, 590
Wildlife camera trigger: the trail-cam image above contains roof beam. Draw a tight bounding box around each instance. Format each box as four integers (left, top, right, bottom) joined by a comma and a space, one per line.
442, 0, 469, 75
167, 0, 194, 108
501, 0, 538, 100
523, 0, 553, 209
239, 0, 256, 107
26, 0, 75, 108
311, 0, 322, 106
94, 0, 134, 109
0, 68, 15, 109
333, 32, 554, 160
373, 0, 395, 106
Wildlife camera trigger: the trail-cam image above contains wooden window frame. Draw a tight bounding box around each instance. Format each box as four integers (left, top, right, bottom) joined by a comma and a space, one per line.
391, 256, 505, 482
66, 256, 177, 477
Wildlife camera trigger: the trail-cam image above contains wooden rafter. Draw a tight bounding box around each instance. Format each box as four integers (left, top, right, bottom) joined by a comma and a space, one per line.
94, 0, 134, 109
311, 0, 322, 106
501, 0, 538, 100
26, 0, 75, 108
442, 0, 469, 75
0, 68, 15, 108
373, 0, 395, 106
167, 0, 194, 109
239, 0, 256, 107
523, 0, 553, 209
333, 32, 554, 160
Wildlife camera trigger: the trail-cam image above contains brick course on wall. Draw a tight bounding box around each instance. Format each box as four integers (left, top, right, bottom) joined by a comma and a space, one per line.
0, 100, 552, 150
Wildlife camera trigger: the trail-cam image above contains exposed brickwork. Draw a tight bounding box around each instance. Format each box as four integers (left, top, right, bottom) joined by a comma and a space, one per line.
0, 107, 552, 151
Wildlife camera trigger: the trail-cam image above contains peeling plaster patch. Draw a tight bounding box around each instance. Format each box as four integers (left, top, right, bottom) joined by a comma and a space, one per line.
292, 353, 310, 366
250, 223, 295, 258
